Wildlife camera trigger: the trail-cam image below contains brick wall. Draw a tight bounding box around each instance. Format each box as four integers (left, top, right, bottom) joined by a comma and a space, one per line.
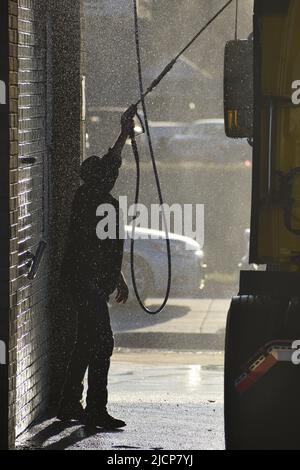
0, 0, 11, 451
10, 0, 50, 440
4, 0, 83, 448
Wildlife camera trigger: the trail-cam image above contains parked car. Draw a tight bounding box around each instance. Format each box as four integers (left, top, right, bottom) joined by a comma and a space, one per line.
87, 107, 251, 166
129, 117, 252, 165
162, 118, 252, 165
122, 225, 206, 302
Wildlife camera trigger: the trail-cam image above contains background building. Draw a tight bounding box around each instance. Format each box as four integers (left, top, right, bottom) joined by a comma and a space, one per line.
85, 0, 253, 121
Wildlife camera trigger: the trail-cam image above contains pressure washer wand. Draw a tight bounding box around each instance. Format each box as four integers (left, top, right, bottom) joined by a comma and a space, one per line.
133, 0, 234, 107
134, 59, 177, 107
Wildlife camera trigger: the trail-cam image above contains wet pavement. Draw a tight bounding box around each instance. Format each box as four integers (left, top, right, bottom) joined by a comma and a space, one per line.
16, 298, 228, 450
16, 350, 225, 450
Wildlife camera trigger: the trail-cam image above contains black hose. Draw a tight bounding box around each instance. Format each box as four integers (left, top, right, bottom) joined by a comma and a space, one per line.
130, 0, 172, 315
130, 0, 235, 313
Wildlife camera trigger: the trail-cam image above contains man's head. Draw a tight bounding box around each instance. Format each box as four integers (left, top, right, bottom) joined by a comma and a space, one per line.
80, 151, 121, 192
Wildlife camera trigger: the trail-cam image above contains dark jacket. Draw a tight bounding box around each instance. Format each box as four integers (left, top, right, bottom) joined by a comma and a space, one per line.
62, 152, 124, 298
62, 185, 124, 297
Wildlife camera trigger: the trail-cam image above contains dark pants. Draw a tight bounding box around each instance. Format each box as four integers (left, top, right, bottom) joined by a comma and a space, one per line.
60, 289, 114, 413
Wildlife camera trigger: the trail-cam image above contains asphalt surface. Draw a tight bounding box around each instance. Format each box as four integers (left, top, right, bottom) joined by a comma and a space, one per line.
111, 297, 230, 350
16, 350, 224, 450
16, 298, 228, 451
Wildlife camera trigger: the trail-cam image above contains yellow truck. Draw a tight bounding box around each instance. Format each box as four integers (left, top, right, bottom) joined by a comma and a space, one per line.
224, 0, 300, 450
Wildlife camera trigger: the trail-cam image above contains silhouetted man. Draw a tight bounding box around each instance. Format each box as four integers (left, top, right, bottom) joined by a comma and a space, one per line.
57, 107, 136, 429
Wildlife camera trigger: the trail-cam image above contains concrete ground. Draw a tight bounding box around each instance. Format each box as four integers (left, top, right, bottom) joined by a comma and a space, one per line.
16, 298, 229, 450
111, 297, 230, 350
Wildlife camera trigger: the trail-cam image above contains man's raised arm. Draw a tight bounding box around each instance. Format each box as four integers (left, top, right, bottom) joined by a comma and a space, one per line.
109, 105, 137, 161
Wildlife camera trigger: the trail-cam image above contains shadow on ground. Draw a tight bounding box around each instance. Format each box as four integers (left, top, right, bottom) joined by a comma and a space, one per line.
17, 418, 124, 451
111, 302, 190, 332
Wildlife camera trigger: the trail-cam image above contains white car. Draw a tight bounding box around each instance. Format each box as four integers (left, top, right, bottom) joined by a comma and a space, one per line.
122, 225, 206, 302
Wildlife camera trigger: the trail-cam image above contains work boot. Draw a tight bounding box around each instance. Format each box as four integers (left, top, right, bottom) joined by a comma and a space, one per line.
83, 409, 126, 429
57, 401, 85, 422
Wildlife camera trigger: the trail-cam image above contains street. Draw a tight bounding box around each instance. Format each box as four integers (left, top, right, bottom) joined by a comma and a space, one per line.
16, 298, 228, 450
111, 297, 229, 350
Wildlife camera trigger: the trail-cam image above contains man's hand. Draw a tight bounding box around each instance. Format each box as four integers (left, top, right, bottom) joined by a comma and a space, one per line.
121, 105, 136, 136
110, 106, 137, 164
115, 273, 129, 304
